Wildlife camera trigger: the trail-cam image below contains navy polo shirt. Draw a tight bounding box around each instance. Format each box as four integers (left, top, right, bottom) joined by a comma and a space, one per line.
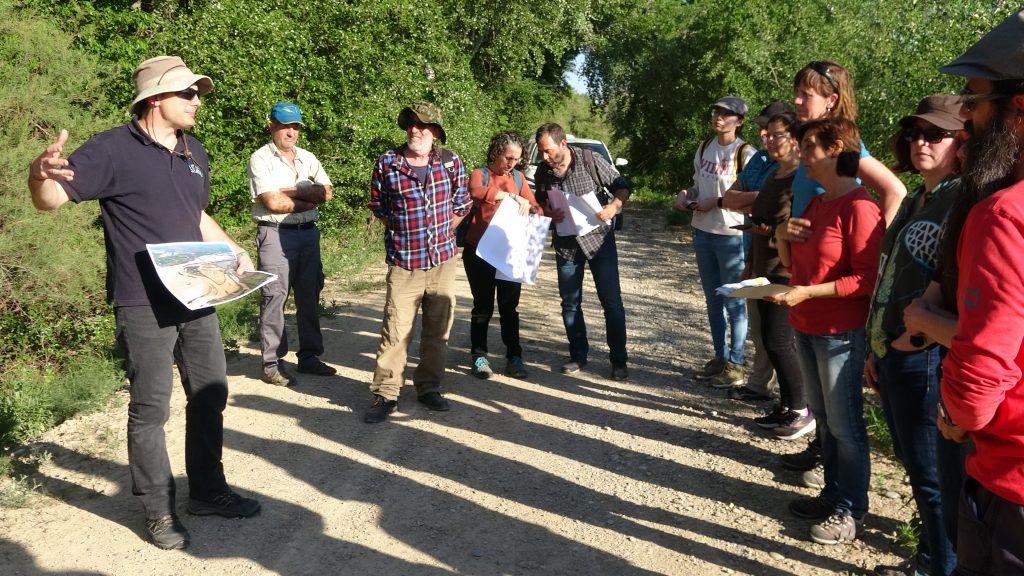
61, 120, 211, 318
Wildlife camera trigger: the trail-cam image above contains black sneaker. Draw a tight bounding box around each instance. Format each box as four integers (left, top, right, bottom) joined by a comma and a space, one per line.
364, 395, 397, 423
146, 514, 190, 550
611, 364, 629, 381
780, 439, 821, 471
728, 386, 773, 402
754, 405, 789, 430
417, 391, 451, 411
789, 495, 835, 520
297, 358, 337, 376
561, 358, 588, 374
188, 488, 261, 518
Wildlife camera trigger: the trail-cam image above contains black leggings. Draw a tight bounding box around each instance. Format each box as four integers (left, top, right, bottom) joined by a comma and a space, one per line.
757, 297, 805, 410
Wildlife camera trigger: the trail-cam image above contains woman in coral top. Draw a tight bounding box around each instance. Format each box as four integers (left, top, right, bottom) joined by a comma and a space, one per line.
770, 117, 883, 546
462, 131, 542, 380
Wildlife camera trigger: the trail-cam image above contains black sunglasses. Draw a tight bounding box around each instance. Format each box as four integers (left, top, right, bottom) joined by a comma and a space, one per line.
809, 61, 838, 94
174, 87, 201, 101
903, 126, 956, 143
959, 86, 1005, 112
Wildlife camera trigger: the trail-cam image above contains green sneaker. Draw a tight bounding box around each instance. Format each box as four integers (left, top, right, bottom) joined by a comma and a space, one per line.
693, 357, 726, 380
711, 362, 745, 389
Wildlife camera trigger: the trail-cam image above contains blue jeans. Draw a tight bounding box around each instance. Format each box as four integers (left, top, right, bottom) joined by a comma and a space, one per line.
555, 235, 628, 366
115, 305, 229, 520
693, 229, 746, 364
796, 328, 870, 518
878, 347, 956, 576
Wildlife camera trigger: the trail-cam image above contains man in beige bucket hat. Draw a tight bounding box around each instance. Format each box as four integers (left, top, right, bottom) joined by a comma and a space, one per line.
27, 55, 260, 550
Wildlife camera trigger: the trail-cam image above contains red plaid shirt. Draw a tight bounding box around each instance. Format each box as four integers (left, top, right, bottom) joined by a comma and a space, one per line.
369, 146, 470, 270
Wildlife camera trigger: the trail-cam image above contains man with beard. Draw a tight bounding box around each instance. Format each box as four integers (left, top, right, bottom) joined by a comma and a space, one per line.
365, 102, 471, 423
936, 9, 1024, 573
248, 102, 335, 386
533, 123, 632, 380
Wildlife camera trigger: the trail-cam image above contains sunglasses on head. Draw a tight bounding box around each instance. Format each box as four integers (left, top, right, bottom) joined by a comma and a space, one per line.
903, 126, 956, 143
174, 87, 201, 101
809, 61, 838, 94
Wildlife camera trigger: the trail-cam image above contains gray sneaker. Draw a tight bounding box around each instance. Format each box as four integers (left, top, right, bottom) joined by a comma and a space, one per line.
773, 411, 816, 440
693, 357, 726, 380
810, 511, 862, 545
471, 357, 493, 379
801, 463, 825, 490
261, 370, 295, 387
710, 362, 745, 389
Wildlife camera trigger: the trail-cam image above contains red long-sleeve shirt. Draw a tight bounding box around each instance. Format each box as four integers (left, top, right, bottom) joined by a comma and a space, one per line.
787, 187, 883, 334
463, 167, 541, 247
943, 179, 1024, 505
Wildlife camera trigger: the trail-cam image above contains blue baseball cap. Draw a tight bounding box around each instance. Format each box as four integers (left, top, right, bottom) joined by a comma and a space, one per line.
270, 102, 304, 125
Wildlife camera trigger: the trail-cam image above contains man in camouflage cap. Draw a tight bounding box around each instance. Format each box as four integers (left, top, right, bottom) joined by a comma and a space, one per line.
365, 101, 471, 423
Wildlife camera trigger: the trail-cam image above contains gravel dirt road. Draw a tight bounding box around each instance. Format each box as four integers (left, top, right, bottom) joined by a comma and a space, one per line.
1, 209, 913, 575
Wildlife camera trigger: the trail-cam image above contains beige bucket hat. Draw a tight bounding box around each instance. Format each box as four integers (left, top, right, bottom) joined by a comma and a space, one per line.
129, 56, 213, 116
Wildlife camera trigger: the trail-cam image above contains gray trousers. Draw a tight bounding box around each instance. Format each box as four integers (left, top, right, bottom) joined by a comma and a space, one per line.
115, 306, 228, 519
257, 225, 324, 374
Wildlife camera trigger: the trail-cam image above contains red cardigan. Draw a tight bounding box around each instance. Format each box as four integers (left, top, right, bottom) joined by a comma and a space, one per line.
787, 187, 883, 334
943, 178, 1024, 505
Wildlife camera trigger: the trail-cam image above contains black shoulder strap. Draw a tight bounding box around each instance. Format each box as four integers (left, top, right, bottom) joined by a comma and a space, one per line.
698, 137, 713, 160
580, 148, 604, 190
735, 142, 749, 174
439, 149, 457, 188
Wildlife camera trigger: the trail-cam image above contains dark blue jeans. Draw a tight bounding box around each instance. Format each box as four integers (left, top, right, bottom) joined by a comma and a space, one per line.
878, 346, 956, 576
555, 235, 628, 366
116, 306, 229, 520
795, 328, 870, 518
693, 229, 747, 365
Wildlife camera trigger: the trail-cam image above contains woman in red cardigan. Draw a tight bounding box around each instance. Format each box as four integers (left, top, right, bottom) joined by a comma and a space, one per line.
770, 117, 883, 546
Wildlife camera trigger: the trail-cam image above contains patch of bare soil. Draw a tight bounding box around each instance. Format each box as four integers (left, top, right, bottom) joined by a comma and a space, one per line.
1, 209, 913, 575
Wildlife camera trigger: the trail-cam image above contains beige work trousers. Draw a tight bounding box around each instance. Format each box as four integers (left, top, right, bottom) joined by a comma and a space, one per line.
370, 259, 457, 400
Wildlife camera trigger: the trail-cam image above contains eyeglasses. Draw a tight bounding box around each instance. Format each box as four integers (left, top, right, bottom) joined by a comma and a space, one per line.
903, 126, 956, 143
809, 61, 838, 94
765, 131, 791, 143
959, 86, 1004, 112
174, 87, 201, 101
711, 107, 738, 117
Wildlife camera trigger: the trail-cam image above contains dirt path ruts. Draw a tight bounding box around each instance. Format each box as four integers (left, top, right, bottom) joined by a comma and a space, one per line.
0, 209, 911, 575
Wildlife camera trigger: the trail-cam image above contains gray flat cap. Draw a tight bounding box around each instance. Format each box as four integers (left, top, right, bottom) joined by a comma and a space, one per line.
941, 9, 1024, 80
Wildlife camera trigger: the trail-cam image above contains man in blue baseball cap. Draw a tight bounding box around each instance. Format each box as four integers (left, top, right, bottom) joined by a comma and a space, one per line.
248, 101, 335, 385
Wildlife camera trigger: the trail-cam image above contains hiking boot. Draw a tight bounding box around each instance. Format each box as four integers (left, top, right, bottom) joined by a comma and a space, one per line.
417, 391, 451, 411
710, 362, 745, 389
297, 358, 337, 376
188, 488, 261, 518
364, 395, 397, 423
693, 357, 726, 381
611, 364, 629, 381
789, 495, 835, 520
754, 405, 789, 430
471, 357, 493, 379
146, 514, 190, 550
561, 358, 588, 374
261, 369, 295, 387
773, 411, 816, 441
728, 385, 773, 402
801, 463, 825, 490
505, 356, 528, 379
810, 511, 862, 545
780, 439, 821, 471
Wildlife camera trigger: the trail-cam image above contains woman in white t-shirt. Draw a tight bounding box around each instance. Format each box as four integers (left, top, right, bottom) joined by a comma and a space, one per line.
675, 96, 757, 388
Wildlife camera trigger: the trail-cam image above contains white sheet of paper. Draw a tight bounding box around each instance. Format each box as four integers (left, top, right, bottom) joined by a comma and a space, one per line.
544, 187, 577, 237
476, 197, 552, 285
566, 191, 605, 236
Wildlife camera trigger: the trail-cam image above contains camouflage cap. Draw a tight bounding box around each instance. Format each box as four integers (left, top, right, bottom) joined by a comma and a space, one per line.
397, 101, 447, 144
